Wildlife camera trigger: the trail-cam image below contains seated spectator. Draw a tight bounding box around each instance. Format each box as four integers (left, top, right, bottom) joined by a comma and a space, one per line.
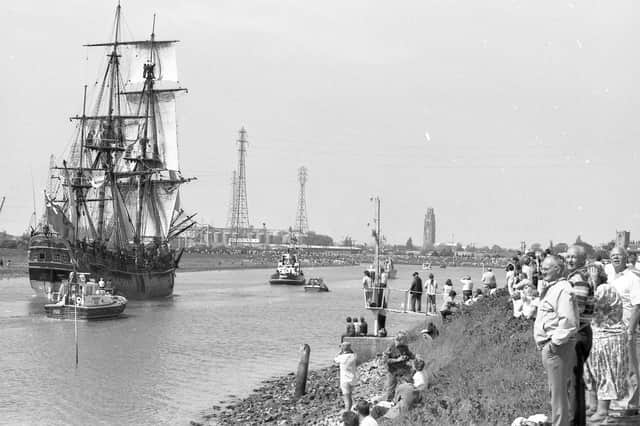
342, 410, 359, 426
359, 317, 368, 336
342, 317, 355, 341
440, 290, 458, 320
412, 358, 428, 391
421, 321, 439, 340
356, 400, 378, 426
465, 288, 484, 306
353, 317, 360, 336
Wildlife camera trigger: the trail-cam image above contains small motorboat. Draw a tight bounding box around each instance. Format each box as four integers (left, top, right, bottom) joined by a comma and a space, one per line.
44, 274, 127, 320
304, 278, 329, 292
422, 263, 432, 270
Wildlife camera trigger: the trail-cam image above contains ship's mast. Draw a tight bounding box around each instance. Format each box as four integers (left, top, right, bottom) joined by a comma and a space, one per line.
95, 4, 122, 242
135, 15, 158, 244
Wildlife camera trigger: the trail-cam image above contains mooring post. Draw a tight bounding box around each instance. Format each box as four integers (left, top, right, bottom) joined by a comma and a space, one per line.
294, 344, 311, 398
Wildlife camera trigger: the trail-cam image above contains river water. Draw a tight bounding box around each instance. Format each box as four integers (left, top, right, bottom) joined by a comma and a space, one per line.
0, 264, 492, 425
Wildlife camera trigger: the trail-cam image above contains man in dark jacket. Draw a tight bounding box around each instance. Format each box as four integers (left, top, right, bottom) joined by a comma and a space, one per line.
409, 272, 423, 312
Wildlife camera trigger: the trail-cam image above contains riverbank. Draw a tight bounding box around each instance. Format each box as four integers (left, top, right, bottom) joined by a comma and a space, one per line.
0, 248, 28, 279
196, 292, 550, 425
0, 248, 356, 278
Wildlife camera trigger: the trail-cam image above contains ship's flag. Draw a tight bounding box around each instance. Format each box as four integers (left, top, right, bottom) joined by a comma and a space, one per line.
45, 197, 74, 239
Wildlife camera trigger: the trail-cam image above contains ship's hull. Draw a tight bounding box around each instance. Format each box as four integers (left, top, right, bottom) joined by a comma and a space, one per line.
269, 273, 306, 285
71, 245, 177, 300
79, 266, 175, 300
44, 301, 126, 320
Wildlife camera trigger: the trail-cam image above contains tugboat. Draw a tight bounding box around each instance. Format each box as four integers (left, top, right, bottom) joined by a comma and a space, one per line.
269, 252, 306, 285
44, 273, 127, 320
304, 278, 329, 292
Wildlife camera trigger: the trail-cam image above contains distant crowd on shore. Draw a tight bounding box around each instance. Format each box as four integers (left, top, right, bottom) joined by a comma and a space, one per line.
184, 246, 361, 267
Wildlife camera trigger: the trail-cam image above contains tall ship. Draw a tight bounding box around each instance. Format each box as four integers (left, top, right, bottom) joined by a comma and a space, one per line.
43, 5, 195, 299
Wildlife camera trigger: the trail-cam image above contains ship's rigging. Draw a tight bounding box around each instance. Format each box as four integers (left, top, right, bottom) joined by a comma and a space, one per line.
53, 5, 195, 251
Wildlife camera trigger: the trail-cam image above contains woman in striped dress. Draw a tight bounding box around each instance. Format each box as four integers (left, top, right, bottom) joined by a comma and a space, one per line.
584, 283, 630, 422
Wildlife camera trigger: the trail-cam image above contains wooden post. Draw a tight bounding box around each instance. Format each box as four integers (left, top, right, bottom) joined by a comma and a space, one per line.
294, 344, 310, 398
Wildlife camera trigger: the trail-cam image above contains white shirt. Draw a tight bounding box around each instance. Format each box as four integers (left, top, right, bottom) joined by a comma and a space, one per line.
481, 271, 496, 285
605, 263, 616, 284
522, 264, 532, 279
413, 371, 427, 391
362, 276, 372, 289
611, 270, 640, 328
360, 416, 378, 426
461, 279, 473, 291
334, 353, 358, 386
425, 279, 437, 295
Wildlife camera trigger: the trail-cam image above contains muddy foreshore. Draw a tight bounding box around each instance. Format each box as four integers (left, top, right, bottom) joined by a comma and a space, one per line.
196, 356, 392, 426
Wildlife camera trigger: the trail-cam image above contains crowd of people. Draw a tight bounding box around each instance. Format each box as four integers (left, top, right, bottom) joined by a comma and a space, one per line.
335, 331, 429, 425
347, 244, 640, 425
519, 245, 640, 425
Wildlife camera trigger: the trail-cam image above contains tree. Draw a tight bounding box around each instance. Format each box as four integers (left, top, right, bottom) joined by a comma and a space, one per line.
341, 236, 353, 247
406, 237, 414, 250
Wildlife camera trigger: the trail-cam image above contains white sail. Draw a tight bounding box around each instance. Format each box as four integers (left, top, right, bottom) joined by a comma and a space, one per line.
154, 92, 179, 171
140, 179, 179, 239
120, 42, 179, 88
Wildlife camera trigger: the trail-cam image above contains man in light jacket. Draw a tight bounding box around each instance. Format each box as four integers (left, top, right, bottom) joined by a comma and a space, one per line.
534, 255, 579, 426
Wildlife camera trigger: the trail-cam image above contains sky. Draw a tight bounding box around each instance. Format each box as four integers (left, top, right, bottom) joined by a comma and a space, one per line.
0, 0, 638, 248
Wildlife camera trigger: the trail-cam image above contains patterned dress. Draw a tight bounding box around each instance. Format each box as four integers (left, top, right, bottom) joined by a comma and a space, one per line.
584, 284, 630, 400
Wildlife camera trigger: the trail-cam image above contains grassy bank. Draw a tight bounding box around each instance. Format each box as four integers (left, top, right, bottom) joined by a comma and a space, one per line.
399, 291, 546, 425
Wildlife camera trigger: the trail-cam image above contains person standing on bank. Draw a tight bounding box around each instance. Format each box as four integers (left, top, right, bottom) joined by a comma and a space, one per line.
565, 245, 596, 425
424, 273, 438, 315
409, 272, 423, 312
334, 342, 358, 411
362, 270, 373, 306
609, 246, 640, 413
534, 255, 579, 426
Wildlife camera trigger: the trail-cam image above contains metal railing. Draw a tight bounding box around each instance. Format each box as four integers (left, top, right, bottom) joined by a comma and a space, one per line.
363, 287, 439, 314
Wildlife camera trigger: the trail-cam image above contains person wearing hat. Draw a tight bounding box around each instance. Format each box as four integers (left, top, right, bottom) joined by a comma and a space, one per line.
409, 272, 423, 312
334, 342, 358, 411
